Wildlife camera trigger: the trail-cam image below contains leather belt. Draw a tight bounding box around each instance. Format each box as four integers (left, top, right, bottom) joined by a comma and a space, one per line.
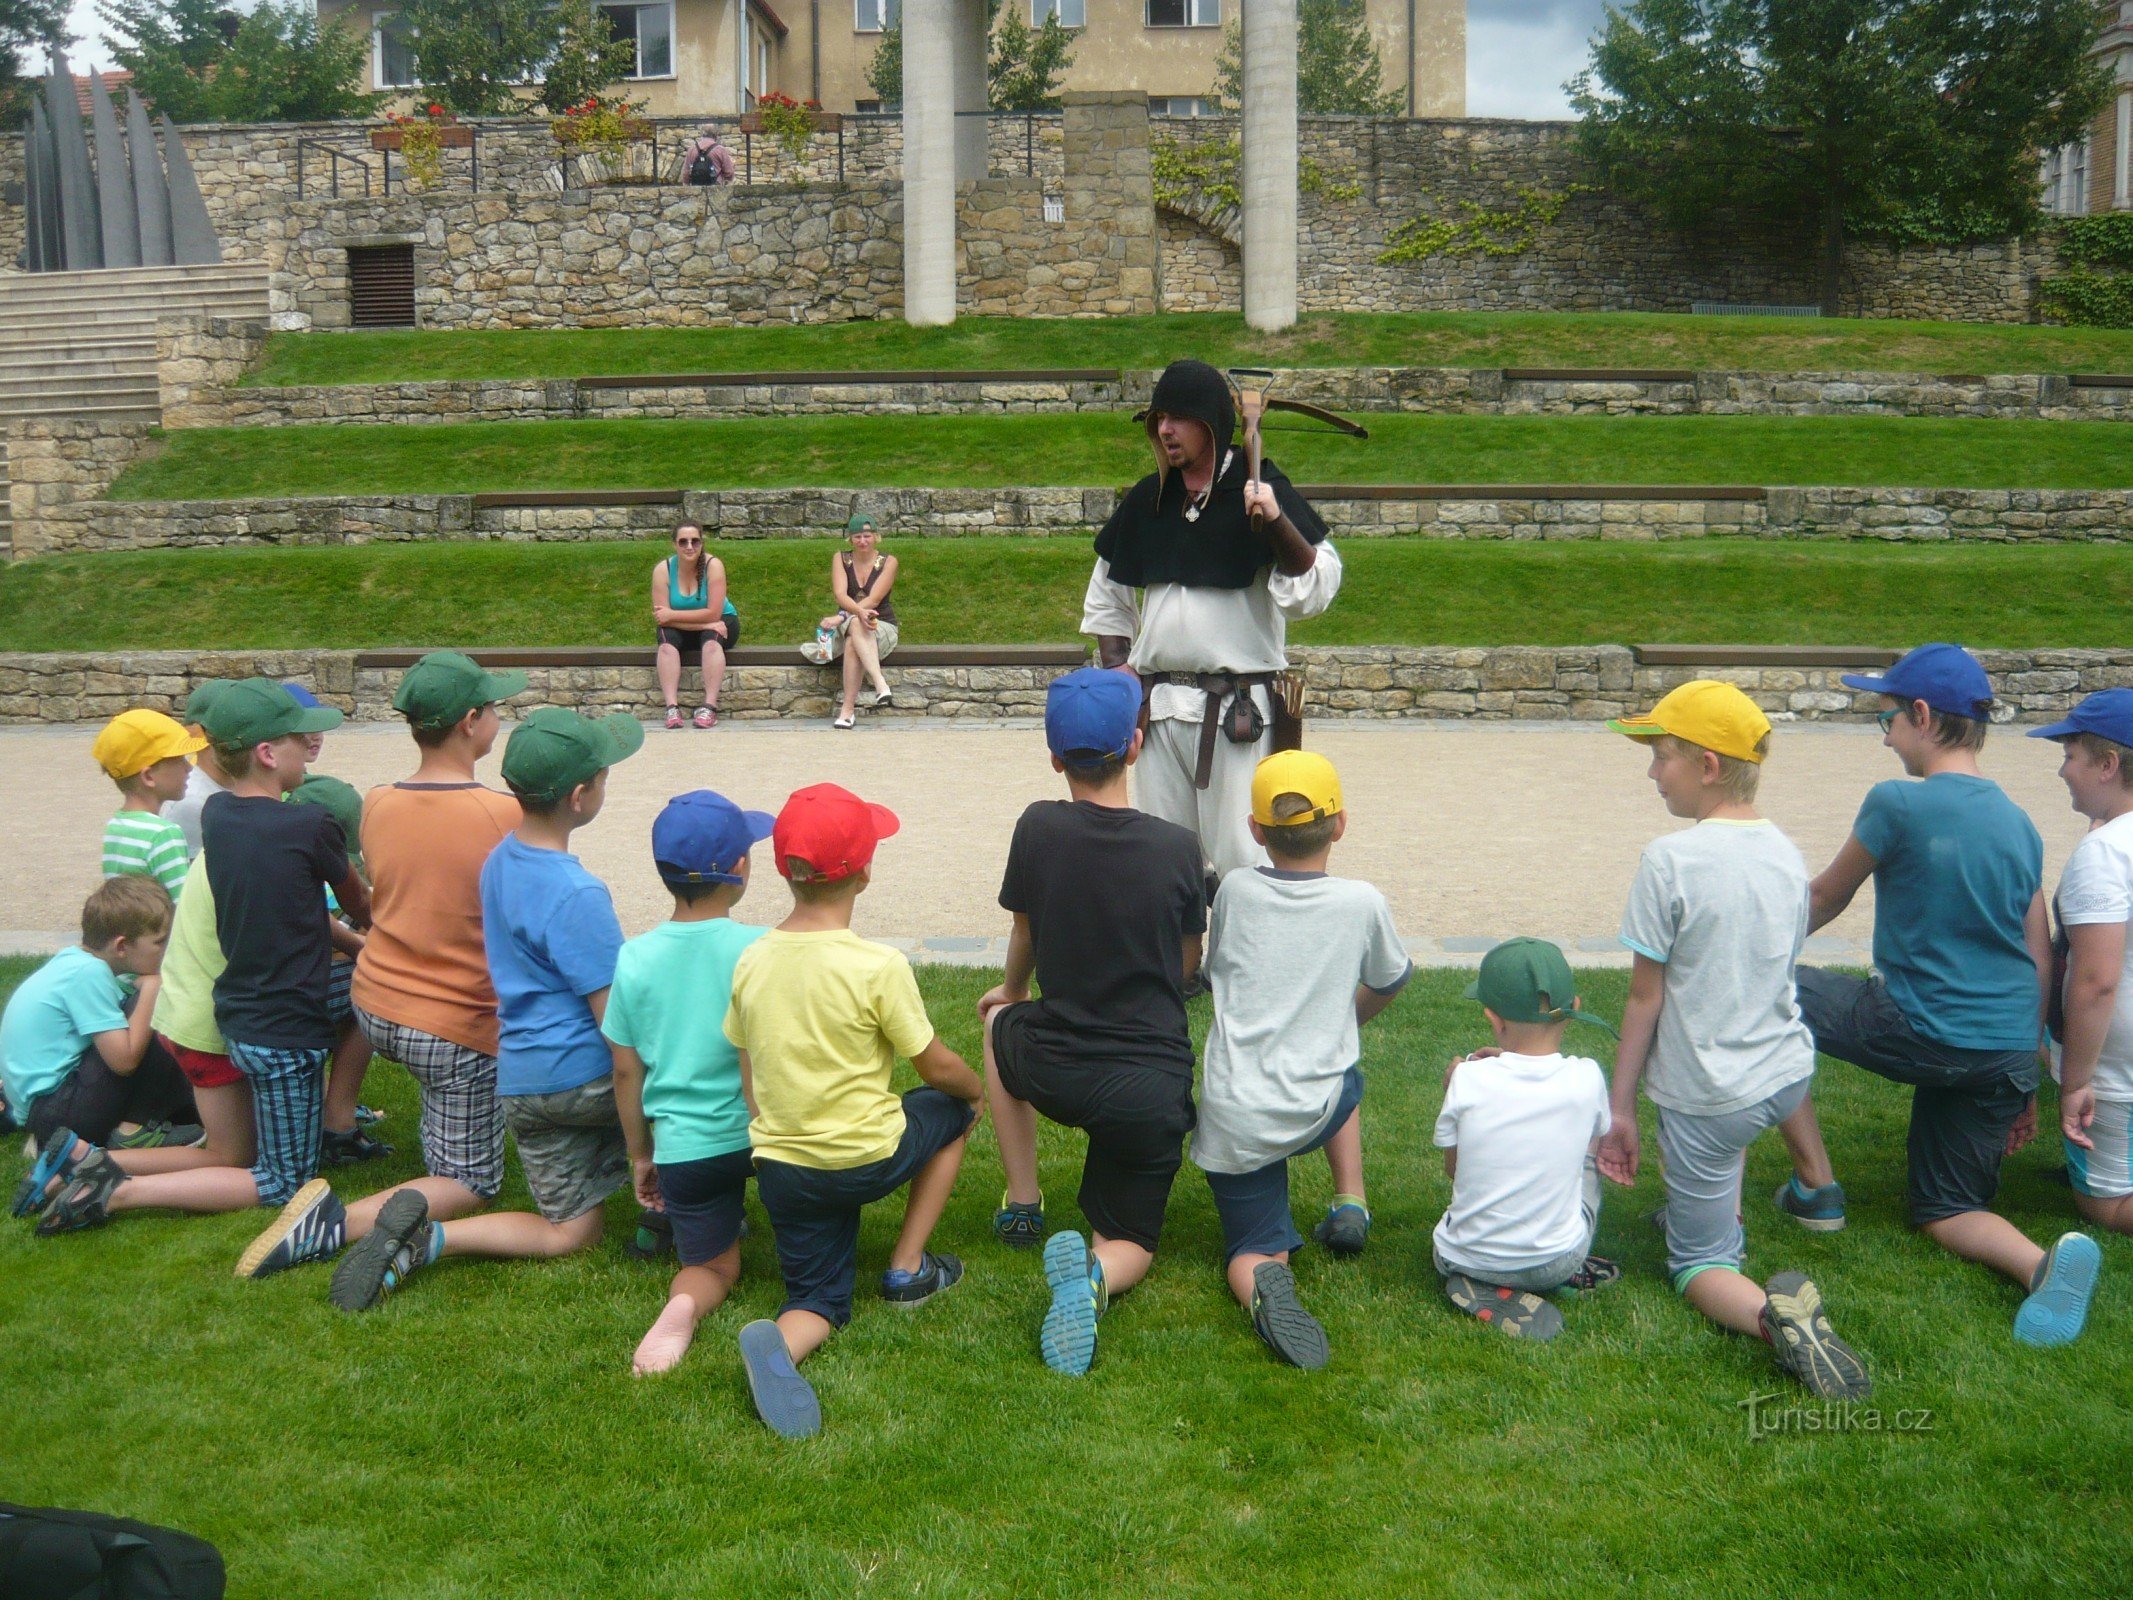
1144, 671, 1276, 790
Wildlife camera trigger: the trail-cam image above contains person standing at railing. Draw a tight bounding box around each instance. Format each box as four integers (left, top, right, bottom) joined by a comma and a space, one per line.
687, 126, 736, 186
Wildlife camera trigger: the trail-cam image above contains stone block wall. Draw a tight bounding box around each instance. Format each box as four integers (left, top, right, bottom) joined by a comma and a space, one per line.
5, 420, 161, 557
157, 317, 274, 428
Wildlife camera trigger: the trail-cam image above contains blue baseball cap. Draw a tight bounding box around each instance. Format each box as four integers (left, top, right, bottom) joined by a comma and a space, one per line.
280, 681, 323, 709
2028, 688, 2133, 747
1046, 666, 1140, 761
1840, 643, 1994, 721
652, 789, 775, 885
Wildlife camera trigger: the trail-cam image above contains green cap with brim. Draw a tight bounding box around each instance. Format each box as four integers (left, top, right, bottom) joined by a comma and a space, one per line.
393, 650, 530, 729
197, 677, 344, 747
1465, 937, 1619, 1037
290, 773, 365, 868
180, 679, 230, 731
501, 706, 645, 804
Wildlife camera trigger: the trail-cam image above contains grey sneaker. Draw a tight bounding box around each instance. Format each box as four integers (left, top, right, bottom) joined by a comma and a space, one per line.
1311, 1201, 1370, 1258
881, 1251, 964, 1307
235, 1179, 348, 1280
329, 1188, 430, 1313
1773, 1177, 1848, 1233
1250, 1261, 1330, 1369
1760, 1272, 1871, 1400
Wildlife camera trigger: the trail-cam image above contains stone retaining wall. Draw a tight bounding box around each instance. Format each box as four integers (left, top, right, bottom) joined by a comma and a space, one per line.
4, 644, 2124, 726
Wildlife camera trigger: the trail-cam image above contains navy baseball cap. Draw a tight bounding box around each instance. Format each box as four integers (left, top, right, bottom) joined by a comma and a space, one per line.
2028, 688, 2133, 747
1841, 643, 1995, 720
280, 681, 323, 709
1046, 666, 1140, 761
652, 789, 775, 885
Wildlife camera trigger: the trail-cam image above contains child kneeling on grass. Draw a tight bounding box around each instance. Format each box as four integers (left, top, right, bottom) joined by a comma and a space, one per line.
1603, 681, 1870, 1397
605, 789, 773, 1375
327, 707, 644, 1311
1433, 939, 1617, 1342
724, 783, 983, 1438
94, 709, 205, 901
1191, 751, 1410, 1369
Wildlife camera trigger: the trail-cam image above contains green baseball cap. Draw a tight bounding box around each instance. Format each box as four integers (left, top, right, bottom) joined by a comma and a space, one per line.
392, 650, 529, 729
197, 677, 344, 747
1465, 938, 1618, 1036
180, 678, 230, 730
501, 707, 645, 803
290, 774, 364, 868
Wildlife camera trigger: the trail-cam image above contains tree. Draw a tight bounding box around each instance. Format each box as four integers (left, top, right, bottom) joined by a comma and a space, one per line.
867, 0, 1076, 113
393, 0, 557, 116
534, 0, 637, 113
1570, 0, 2111, 315
1213, 0, 1403, 115
1, 0, 65, 124
99, 0, 380, 122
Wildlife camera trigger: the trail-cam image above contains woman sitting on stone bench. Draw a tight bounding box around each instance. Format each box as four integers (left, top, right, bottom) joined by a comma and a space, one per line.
807, 513, 900, 730
651, 521, 737, 729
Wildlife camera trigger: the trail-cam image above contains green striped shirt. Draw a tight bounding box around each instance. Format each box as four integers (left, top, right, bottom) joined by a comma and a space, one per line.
103, 810, 190, 900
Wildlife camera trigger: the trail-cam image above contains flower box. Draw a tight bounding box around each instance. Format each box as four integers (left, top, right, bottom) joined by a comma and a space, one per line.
372, 124, 474, 151
739, 110, 841, 135
555, 117, 655, 146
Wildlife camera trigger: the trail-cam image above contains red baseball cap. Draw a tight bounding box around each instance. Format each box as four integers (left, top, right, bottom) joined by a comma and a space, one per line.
773, 782, 900, 881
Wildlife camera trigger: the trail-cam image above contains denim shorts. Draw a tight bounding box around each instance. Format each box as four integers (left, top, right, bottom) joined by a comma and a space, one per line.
1202, 1066, 1363, 1262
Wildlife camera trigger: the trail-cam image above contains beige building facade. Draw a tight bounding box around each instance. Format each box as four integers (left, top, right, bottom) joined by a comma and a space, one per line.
322, 0, 1465, 119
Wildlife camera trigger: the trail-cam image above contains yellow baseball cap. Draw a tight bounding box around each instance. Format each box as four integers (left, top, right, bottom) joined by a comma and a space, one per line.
92, 709, 209, 780
1251, 750, 1343, 826
1607, 679, 1772, 764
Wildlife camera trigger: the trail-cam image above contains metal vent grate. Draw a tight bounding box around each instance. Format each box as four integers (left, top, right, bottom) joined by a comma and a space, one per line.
348, 245, 416, 328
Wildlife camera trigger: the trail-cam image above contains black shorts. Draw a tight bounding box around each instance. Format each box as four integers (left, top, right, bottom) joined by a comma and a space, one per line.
26, 1039, 196, 1148
656, 616, 738, 664
1795, 966, 2040, 1226
751, 1088, 975, 1327
657, 1146, 756, 1266
992, 1001, 1196, 1252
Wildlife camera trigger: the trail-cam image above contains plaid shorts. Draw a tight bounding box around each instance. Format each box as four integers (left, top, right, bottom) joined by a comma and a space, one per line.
226, 1039, 329, 1206
353, 1006, 506, 1200
327, 957, 355, 1027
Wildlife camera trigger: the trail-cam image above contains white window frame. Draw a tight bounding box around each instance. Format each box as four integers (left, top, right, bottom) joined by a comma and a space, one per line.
1033, 0, 1084, 26
2066, 137, 2089, 216
855, 0, 900, 32
1145, 0, 1218, 26
599, 0, 676, 80
373, 9, 418, 90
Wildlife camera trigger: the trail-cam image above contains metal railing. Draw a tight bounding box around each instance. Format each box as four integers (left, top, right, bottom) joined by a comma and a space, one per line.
295, 138, 374, 200
382, 123, 483, 196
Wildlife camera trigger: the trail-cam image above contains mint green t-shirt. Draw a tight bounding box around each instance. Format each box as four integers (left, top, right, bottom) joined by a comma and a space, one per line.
1, 946, 125, 1112
601, 916, 767, 1164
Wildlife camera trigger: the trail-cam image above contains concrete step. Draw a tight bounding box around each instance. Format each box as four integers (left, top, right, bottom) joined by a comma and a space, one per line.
0, 381, 160, 406
0, 297, 270, 325
0, 435, 12, 555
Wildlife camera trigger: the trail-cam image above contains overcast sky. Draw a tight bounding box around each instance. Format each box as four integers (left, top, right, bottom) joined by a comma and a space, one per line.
57, 0, 1608, 121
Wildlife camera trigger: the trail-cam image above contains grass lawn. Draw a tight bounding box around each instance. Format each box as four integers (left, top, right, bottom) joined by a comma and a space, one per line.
108, 413, 2133, 502
240, 310, 2133, 386
5, 537, 2133, 653
1, 955, 2125, 1599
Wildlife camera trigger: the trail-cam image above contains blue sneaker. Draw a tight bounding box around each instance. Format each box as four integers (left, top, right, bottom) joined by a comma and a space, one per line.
739, 1320, 821, 1438
235, 1179, 348, 1280
329, 1188, 431, 1313
1040, 1230, 1101, 1376
992, 1191, 1045, 1249
1773, 1176, 1847, 1232
2014, 1232, 2102, 1349
11, 1127, 88, 1218
881, 1251, 964, 1307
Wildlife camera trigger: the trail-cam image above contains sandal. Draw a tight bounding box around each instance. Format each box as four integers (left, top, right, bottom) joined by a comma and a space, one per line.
694, 705, 716, 729
664, 706, 684, 731
1442, 1271, 1566, 1341
34, 1150, 125, 1237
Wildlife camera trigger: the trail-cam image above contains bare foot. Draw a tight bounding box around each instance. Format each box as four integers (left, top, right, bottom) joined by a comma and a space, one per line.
632, 1295, 699, 1376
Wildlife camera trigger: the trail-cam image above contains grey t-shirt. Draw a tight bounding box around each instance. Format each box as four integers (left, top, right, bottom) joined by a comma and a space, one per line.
165, 763, 229, 860
1618, 818, 1817, 1116
1193, 867, 1411, 1174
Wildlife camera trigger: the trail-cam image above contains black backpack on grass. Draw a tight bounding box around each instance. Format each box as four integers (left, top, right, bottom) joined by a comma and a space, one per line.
0, 1504, 225, 1600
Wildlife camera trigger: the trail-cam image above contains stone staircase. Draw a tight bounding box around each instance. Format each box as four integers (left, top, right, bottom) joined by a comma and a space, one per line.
0, 262, 271, 553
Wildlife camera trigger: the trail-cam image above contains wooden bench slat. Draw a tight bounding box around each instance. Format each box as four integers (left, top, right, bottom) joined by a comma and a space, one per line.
1634, 645, 1898, 667
352, 644, 1088, 670
1499, 368, 1697, 383
573, 369, 1124, 390
469, 489, 684, 509
1294, 484, 1768, 503
2068, 375, 2133, 389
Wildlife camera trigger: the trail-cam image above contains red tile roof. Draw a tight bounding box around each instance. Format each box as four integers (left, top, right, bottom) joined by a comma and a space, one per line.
71, 70, 136, 117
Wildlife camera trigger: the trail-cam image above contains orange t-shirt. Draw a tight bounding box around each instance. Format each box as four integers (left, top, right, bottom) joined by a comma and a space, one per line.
350, 782, 522, 1057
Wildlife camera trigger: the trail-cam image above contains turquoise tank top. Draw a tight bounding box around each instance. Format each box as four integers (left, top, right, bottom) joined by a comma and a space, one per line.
668, 556, 738, 617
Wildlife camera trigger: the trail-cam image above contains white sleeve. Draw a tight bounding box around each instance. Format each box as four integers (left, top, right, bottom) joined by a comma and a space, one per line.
2058, 834, 2133, 927
1080, 558, 1141, 641
1268, 537, 1342, 622
1589, 1063, 1614, 1139
1618, 848, 1676, 964
1432, 1072, 1464, 1149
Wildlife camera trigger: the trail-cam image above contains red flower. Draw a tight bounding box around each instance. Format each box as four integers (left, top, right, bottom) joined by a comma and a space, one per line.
428, 103, 443, 116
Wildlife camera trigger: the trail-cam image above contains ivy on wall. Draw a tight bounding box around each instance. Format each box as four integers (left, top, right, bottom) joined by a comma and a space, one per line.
1150, 136, 1362, 215
2038, 213, 2133, 328
1376, 185, 1591, 265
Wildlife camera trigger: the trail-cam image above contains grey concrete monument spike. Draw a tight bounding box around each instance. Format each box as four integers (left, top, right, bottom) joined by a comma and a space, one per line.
90, 72, 140, 268
901, 0, 957, 326
159, 114, 222, 264
129, 89, 173, 266
952, 0, 988, 182
44, 58, 103, 269
1241, 0, 1300, 332
25, 105, 58, 270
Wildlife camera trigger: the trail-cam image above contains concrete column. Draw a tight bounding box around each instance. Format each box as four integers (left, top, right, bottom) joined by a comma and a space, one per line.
952, 0, 989, 182
1241, 0, 1298, 332
2117, 91, 2130, 209
901, 0, 958, 325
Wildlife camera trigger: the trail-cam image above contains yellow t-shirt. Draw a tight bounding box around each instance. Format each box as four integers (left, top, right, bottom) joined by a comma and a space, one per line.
153, 854, 227, 1054
723, 928, 936, 1171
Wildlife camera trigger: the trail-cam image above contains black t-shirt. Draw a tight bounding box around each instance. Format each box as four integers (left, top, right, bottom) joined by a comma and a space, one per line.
202, 791, 350, 1050
998, 799, 1207, 1075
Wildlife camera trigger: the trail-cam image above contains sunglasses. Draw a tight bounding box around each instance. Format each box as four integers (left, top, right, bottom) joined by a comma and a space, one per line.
676, 536, 703, 547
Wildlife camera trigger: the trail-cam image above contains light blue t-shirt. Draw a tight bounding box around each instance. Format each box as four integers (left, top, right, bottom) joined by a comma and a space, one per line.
1855, 774, 2043, 1050
602, 916, 767, 1164
0, 946, 126, 1111
479, 834, 625, 1098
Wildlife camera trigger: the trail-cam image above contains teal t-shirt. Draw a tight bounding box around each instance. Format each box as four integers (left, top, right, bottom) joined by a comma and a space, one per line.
1855, 773, 2043, 1051
0, 946, 126, 1111
601, 916, 767, 1164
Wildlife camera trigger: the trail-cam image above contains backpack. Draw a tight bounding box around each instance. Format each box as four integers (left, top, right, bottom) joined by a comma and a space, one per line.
0, 1504, 226, 1600
687, 146, 718, 185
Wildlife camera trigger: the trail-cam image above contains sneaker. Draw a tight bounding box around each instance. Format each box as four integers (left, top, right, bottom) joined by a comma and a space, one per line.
1773, 1176, 1848, 1233
109, 1122, 204, 1150
1039, 1230, 1101, 1376
1249, 1261, 1330, 1370
1442, 1272, 1565, 1341
992, 1191, 1045, 1250
1557, 1255, 1622, 1295
2014, 1231, 2103, 1349
694, 705, 716, 729
665, 706, 685, 730
1759, 1272, 1871, 1399
12, 1127, 89, 1218
320, 1127, 394, 1167
235, 1179, 348, 1280
1311, 1200, 1370, 1258
626, 1208, 675, 1261
329, 1189, 430, 1313
881, 1251, 964, 1307
739, 1319, 821, 1439
32, 1150, 125, 1237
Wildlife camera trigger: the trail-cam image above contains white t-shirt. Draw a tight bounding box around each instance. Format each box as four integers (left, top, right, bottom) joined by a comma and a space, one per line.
1192, 868, 1411, 1174
1618, 818, 1817, 1116
2055, 811, 2133, 1102
1432, 1051, 1611, 1276
165, 763, 229, 860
